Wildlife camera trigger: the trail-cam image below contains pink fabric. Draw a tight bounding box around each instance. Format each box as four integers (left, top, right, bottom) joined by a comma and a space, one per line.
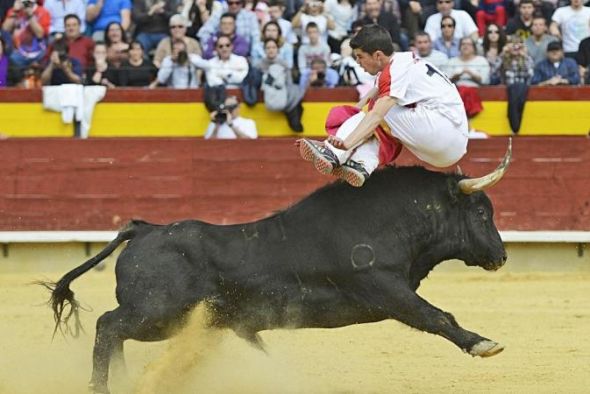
324, 105, 403, 165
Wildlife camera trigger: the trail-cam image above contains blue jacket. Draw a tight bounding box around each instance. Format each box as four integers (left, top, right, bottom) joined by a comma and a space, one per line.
531, 57, 580, 85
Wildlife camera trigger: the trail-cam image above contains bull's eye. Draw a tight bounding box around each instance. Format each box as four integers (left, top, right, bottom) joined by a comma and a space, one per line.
477, 207, 486, 217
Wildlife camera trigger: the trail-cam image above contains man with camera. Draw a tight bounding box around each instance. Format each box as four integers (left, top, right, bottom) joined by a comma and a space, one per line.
155, 38, 208, 88
298, 58, 339, 89
40, 37, 82, 85
204, 96, 257, 139
1, 0, 51, 68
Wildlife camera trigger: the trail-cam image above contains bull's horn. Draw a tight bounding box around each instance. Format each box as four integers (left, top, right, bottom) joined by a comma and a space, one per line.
458, 138, 512, 195
456, 165, 463, 175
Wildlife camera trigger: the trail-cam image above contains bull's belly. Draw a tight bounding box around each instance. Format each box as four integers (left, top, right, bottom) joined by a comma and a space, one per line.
217, 285, 387, 331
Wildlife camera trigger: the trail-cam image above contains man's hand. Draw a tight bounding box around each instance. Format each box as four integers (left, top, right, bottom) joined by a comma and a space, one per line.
209, 110, 218, 121
327, 135, 346, 150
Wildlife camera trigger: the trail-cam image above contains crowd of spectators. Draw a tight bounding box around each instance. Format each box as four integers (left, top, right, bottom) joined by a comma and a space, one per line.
0, 0, 588, 101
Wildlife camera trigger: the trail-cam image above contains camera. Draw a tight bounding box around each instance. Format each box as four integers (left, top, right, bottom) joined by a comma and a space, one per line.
213, 103, 237, 124
22, 0, 34, 7
316, 71, 325, 80
58, 51, 68, 63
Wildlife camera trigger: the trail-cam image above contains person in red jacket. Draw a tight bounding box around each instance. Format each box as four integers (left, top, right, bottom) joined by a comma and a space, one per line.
1, 0, 51, 67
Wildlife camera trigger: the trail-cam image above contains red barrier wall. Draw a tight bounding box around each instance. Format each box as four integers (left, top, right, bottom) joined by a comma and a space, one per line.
0, 137, 588, 231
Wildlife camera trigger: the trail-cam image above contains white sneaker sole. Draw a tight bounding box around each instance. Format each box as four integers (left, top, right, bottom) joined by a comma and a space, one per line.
299, 139, 335, 175
333, 166, 366, 187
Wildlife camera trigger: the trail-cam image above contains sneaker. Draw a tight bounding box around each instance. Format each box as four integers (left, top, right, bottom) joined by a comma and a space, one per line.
332, 160, 369, 187
299, 139, 340, 175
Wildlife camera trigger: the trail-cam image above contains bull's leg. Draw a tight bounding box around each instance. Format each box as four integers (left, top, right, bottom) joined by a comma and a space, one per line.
89, 309, 122, 394
368, 278, 504, 357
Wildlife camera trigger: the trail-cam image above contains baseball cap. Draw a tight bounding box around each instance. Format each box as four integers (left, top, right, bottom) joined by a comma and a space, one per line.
547, 41, 563, 52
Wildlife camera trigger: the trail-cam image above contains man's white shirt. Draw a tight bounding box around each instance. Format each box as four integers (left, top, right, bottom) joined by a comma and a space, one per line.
425, 10, 478, 42
204, 117, 258, 139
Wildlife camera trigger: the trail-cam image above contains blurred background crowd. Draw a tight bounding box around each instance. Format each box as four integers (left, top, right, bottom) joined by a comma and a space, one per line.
0, 0, 588, 133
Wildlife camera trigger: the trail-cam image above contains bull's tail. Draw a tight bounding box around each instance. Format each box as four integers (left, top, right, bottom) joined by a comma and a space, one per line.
38, 220, 145, 338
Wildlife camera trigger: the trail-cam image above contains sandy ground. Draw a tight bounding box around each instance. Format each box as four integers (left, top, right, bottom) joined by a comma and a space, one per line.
1, 266, 589, 394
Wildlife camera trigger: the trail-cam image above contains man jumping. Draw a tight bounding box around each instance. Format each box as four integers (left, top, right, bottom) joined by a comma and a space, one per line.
299, 24, 469, 187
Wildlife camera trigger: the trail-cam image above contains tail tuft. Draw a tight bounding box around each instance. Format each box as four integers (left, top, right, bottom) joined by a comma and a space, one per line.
37, 279, 85, 339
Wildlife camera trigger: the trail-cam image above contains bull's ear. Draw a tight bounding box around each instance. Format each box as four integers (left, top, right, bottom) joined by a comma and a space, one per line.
447, 177, 460, 203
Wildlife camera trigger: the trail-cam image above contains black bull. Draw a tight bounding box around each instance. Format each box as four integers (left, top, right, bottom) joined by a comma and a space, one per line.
43, 145, 511, 393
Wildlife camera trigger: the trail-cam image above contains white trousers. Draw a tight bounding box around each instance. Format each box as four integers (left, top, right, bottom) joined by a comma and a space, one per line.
326, 103, 469, 174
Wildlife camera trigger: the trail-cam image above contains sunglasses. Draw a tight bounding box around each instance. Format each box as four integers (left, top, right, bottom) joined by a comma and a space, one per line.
217, 43, 232, 48
227, 1, 241, 4
488, 29, 499, 33
170, 25, 185, 29
438, 0, 452, 3
441, 24, 454, 28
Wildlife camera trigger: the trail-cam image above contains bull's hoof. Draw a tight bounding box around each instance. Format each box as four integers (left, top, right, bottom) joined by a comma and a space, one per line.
88, 382, 110, 394
469, 340, 505, 358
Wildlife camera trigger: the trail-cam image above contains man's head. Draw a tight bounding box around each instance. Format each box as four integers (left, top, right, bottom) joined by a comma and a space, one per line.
570, 0, 583, 9
268, 0, 285, 20
414, 32, 432, 57
459, 36, 476, 57
169, 14, 189, 39
64, 14, 82, 40
215, 34, 233, 60
306, 22, 320, 44
128, 41, 144, 61
224, 95, 240, 116
226, 0, 244, 14
93, 41, 107, 60
546, 40, 564, 63
350, 24, 394, 75
531, 16, 547, 38
440, 15, 456, 39
219, 13, 237, 36
21, 0, 37, 9
518, 0, 535, 21
436, 0, 454, 17
304, 0, 324, 16
172, 38, 188, 63
364, 0, 383, 19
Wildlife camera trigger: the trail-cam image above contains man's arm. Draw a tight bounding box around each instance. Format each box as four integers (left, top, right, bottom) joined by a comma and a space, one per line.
331, 95, 398, 150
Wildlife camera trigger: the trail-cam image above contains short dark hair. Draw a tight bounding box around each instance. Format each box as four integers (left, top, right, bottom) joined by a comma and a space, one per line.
215, 34, 233, 46
64, 13, 81, 24
349, 24, 394, 56
305, 21, 319, 32
414, 31, 430, 41
441, 15, 456, 27
263, 38, 279, 48
519, 0, 533, 6
220, 12, 237, 21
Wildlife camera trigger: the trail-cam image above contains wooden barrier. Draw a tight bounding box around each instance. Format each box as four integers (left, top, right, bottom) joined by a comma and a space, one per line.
0, 137, 588, 231
0, 87, 588, 137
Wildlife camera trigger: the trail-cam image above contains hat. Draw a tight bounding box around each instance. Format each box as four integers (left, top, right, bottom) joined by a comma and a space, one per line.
169, 14, 189, 27
547, 41, 563, 51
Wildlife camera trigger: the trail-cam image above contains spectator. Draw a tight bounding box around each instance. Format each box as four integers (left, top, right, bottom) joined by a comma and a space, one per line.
479, 23, 506, 85
132, 0, 175, 54
86, 0, 132, 41
181, 0, 223, 39
299, 57, 339, 88
0, 35, 8, 87
155, 38, 208, 88
444, 37, 489, 120
257, 38, 305, 131
577, 20, 590, 83
44, 0, 86, 36
251, 20, 294, 69
433, 15, 460, 58
475, 0, 506, 37
40, 37, 83, 85
525, 15, 558, 65
502, 36, 535, 85
268, 0, 298, 45
413, 30, 448, 70
292, 0, 335, 45
531, 40, 581, 85
254, 1, 271, 26
424, 0, 478, 43
197, 0, 260, 50
403, 0, 438, 41
19, 62, 42, 87
104, 21, 129, 69
153, 14, 202, 68
549, 0, 590, 58
324, 0, 357, 53
2, 0, 51, 68
203, 34, 249, 88
501, 36, 534, 133
204, 95, 257, 139
336, 36, 373, 87
359, 0, 402, 49
60, 14, 95, 69
297, 22, 331, 71
202, 13, 250, 59
85, 41, 118, 87
118, 41, 157, 87
505, 0, 535, 40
